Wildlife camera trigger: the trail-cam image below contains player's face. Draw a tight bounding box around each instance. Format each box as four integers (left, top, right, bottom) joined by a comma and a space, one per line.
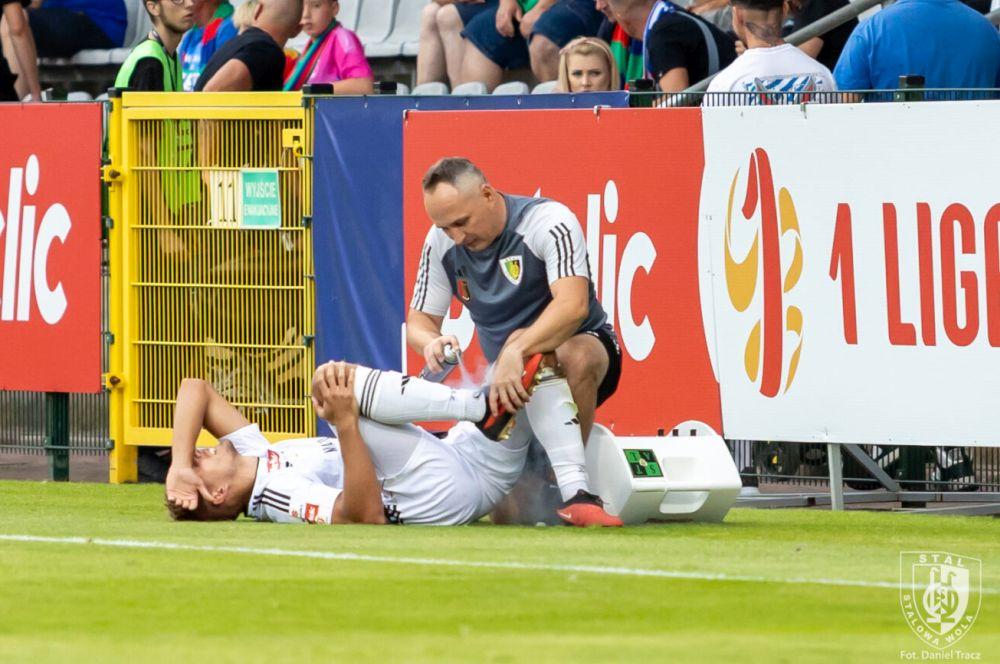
424, 181, 499, 252
192, 439, 240, 488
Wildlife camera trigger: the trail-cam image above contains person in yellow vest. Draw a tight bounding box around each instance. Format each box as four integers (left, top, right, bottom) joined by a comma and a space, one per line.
115, 0, 195, 92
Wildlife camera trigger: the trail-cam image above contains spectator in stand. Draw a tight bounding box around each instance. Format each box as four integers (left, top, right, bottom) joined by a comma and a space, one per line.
233, 0, 256, 30
115, 0, 195, 92
178, 0, 238, 91
786, 0, 855, 73
0, 0, 41, 101
689, 0, 731, 32
555, 35, 619, 90
417, 0, 497, 87
195, 0, 302, 91
607, 0, 736, 92
283, 0, 373, 92
27, 0, 126, 58
834, 0, 1000, 90
595, 0, 643, 87
706, 0, 835, 102
461, 0, 604, 91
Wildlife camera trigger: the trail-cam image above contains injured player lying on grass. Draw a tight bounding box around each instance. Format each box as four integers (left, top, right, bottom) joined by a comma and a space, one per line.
164, 358, 622, 527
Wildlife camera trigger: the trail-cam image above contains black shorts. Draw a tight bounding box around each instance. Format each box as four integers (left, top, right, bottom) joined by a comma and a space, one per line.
581, 324, 622, 407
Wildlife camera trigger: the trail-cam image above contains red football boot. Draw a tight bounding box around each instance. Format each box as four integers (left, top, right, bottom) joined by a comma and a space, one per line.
556, 490, 624, 527
476, 353, 546, 441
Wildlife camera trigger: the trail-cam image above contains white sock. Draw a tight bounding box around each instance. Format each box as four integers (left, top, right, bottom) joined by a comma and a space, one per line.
352, 366, 486, 424
524, 376, 590, 501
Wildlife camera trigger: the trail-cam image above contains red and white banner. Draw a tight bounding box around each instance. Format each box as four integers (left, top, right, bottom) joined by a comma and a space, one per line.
403, 109, 722, 436
0, 104, 103, 393
699, 102, 1000, 446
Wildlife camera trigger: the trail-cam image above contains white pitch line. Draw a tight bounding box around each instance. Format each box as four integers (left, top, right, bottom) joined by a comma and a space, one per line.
1, 534, 997, 594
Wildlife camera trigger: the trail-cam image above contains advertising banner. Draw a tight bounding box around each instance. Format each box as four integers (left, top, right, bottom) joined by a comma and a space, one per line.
403, 109, 722, 435
0, 104, 103, 393
699, 102, 1000, 445
312, 93, 628, 377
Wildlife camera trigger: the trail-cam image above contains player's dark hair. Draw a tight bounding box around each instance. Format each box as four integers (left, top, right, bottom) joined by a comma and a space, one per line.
731, 0, 785, 10
422, 157, 486, 192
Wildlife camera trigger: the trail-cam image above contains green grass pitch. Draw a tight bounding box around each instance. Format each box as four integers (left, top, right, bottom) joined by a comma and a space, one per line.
0, 480, 997, 663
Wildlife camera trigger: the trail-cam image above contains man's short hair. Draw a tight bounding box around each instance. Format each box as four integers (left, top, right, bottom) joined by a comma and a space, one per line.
731, 0, 784, 10
422, 157, 486, 192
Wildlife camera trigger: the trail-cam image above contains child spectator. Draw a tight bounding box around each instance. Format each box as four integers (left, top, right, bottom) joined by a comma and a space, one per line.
283, 0, 373, 93
556, 36, 620, 91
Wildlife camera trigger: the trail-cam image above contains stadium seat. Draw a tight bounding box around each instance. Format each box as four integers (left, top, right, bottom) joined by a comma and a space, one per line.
123, 0, 153, 48
492, 81, 530, 95
109, 48, 131, 65
412, 81, 449, 95
67, 91, 94, 101
532, 80, 559, 94
358, 0, 401, 57
379, 0, 424, 58
451, 81, 488, 95
338, 0, 361, 31
71, 50, 112, 66
396, 82, 411, 95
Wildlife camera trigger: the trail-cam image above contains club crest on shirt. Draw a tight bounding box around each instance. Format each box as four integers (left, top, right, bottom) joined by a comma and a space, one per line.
266, 449, 281, 472
456, 277, 471, 302
500, 255, 523, 286
304, 503, 319, 523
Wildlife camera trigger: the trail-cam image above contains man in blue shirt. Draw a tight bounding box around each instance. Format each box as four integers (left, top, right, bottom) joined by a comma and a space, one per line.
178, 0, 238, 91
834, 0, 1000, 90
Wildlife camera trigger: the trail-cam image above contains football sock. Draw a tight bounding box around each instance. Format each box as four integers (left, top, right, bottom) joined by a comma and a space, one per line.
524, 376, 590, 501
351, 366, 486, 424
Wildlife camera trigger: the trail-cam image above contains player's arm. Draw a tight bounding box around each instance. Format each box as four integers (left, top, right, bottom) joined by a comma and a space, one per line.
406, 228, 460, 372
312, 363, 387, 525
167, 378, 251, 510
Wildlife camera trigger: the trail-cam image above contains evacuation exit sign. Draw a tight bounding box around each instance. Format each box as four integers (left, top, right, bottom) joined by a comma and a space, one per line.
240, 169, 281, 229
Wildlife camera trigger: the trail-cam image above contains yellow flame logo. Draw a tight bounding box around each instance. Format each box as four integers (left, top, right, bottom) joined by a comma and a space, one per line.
724, 149, 804, 397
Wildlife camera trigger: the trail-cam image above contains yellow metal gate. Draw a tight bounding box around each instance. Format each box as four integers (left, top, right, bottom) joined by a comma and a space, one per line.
105, 92, 315, 482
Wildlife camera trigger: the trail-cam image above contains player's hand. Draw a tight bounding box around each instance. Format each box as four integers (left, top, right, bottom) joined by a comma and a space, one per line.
496, 0, 522, 38
519, 5, 543, 39
422, 335, 461, 373
312, 361, 359, 427
489, 347, 530, 416
165, 465, 212, 511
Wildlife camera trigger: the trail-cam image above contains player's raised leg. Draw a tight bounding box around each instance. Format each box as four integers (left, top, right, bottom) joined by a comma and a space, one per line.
314, 361, 487, 425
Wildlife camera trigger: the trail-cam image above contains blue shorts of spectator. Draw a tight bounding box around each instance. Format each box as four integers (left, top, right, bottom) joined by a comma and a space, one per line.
29, 8, 117, 58
455, 0, 499, 26
463, 0, 603, 70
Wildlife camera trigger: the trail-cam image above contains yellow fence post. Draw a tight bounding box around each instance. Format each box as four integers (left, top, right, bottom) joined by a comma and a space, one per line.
105, 90, 136, 483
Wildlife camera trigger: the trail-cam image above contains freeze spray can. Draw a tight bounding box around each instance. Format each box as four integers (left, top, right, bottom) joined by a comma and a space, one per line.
419, 344, 461, 383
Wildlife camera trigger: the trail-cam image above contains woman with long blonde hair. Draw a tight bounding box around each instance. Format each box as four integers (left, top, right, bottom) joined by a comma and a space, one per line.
555, 37, 620, 93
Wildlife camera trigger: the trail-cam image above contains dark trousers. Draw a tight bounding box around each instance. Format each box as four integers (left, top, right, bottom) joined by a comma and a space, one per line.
28, 8, 114, 58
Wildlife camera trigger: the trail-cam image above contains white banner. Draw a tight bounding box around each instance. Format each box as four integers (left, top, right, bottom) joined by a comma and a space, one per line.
698, 102, 1000, 446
